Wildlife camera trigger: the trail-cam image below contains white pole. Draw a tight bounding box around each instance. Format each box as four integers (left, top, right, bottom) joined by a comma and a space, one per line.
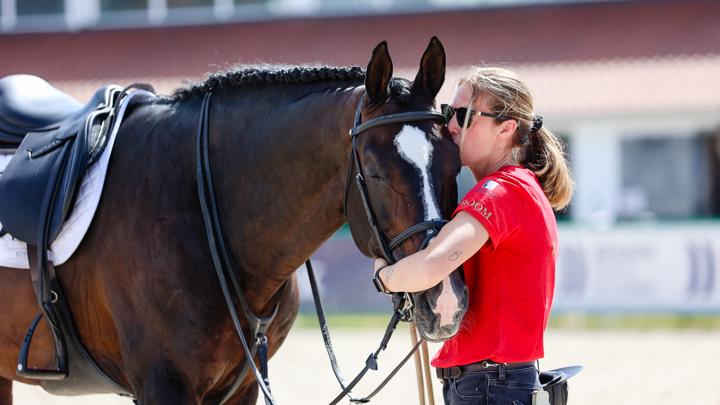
65, 0, 100, 31
1, 0, 16, 31
214, 0, 233, 21
148, 0, 167, 25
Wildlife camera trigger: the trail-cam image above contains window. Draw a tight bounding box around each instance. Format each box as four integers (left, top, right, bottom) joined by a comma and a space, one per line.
620, 135, 714, 219
16, 0, 63, 15
101, 0, 148, 12
706, 130, 720, 216
168, 0, 213, 7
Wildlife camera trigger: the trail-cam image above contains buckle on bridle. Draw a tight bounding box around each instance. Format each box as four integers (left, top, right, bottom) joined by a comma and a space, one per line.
393, 292, 414, 322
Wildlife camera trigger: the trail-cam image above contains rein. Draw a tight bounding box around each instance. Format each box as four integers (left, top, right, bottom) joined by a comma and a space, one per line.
315, 91, 448, 404
306, 259, 422, 404
196, 92, 286, 405
196, 89, 448, 404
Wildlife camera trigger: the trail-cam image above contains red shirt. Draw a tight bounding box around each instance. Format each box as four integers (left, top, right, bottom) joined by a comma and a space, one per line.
431, 165, 557, 367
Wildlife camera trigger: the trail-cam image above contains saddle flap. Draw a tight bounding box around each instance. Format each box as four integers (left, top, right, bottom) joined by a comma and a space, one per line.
0, 130, 74, 244
0, 83, 123, 245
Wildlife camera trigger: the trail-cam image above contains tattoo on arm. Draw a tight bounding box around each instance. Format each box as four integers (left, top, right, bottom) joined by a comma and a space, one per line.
448, 251, 462, 261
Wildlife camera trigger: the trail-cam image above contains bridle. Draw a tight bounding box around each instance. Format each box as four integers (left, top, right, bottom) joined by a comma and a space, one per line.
344, 92, 448, 266
196, 89, 450, 405
314, 91, 449, 404
344, 91, 448, 325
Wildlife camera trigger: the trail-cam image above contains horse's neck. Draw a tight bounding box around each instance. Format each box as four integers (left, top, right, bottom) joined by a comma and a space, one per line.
211, 85, 360, 309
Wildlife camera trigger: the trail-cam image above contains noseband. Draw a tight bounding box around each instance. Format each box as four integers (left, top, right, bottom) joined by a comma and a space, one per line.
344, 92, 448, 264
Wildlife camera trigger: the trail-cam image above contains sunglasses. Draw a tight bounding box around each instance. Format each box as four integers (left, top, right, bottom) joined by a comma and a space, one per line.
440, 104, 512, 127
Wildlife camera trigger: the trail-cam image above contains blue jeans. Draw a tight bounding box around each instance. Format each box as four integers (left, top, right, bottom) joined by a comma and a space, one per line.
441, 363, 542, 405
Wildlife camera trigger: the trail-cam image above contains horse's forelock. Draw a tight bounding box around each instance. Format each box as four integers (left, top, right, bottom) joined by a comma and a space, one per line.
388, 78, 414, 106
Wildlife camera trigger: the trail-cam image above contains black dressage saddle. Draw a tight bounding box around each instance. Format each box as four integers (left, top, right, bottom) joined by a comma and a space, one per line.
0, 74, 134, 396
0, 74, 123, 243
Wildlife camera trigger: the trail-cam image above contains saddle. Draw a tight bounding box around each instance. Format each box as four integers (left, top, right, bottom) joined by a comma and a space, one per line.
0, 74, 122, 243
0, 74, 134, 396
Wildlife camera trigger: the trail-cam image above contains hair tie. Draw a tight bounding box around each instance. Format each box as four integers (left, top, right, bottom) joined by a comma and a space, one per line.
531, 115, 543, 132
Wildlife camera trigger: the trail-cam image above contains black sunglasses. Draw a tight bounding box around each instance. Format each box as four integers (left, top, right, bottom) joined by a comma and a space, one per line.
440, 104, 511, 127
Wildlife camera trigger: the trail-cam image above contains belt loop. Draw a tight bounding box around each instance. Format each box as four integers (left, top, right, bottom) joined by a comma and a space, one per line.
498, 364, 506, 380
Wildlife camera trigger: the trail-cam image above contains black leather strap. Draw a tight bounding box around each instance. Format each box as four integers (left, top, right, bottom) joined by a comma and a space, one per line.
318, 91, 451, 403
306, 259, 422, 404
388, 219, 447, 251
349, 110, 446, 137
195, 92, 286, 405
372, 267, 392, 294
344, 91, 448, 265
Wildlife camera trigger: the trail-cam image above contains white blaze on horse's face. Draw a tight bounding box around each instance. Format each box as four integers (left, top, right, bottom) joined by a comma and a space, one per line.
394, 125, 460, 330
393, 125, 440, 221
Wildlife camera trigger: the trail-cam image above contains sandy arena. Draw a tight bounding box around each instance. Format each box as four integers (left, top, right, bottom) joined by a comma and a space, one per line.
11, 327, 720, 404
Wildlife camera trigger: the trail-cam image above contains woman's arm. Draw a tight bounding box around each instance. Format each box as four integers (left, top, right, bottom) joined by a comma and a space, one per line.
375, 210, 489, 293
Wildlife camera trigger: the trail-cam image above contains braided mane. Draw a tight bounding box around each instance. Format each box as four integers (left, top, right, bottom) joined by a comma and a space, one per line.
171, 65, 367, 100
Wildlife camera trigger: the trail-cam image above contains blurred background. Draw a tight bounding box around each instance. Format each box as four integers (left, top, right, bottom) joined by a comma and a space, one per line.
2, 0, 720, 403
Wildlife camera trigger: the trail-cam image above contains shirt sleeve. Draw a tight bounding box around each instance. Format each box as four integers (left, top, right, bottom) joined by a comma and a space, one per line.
452, 176, 522, 249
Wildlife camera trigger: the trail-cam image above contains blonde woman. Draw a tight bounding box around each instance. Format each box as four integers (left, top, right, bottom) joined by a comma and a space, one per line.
372, 67, 573, 405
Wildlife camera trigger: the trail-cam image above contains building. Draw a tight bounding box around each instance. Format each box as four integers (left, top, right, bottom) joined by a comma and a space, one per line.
2, 0, 719, 311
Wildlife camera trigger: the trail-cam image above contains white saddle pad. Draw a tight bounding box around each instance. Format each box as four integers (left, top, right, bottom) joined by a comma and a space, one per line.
0, 90, 153, 269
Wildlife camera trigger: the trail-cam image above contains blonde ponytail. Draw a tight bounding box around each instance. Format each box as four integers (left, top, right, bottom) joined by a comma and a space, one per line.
527, 127, 574, 210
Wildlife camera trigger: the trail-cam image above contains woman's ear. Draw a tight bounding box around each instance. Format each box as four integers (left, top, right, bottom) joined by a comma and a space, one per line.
498, 120, 518, 140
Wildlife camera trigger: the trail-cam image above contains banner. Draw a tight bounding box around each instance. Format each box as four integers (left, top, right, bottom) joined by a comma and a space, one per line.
555, 225, 720, 312
301, 224, 720, 313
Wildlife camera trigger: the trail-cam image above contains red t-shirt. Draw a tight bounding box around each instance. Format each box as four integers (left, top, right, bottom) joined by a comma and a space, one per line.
431, 165, 557, 367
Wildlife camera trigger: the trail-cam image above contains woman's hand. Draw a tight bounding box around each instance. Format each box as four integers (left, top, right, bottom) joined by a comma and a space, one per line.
374, 258, 388, 272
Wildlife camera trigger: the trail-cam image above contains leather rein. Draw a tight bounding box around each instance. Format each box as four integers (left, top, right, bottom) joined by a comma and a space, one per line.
196, 90, 447, 404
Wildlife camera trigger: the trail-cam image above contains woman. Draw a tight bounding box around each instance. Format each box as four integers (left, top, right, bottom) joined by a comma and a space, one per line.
372, 67, 573, 405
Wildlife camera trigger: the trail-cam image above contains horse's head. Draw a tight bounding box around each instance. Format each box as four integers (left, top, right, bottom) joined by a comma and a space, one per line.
345, 37, 468, 342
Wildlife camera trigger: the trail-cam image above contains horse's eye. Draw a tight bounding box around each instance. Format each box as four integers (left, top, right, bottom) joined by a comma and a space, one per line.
368, 174, 386, 183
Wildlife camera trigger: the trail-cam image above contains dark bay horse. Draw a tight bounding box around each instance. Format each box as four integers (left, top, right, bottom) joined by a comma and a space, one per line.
0, 37, 467, 404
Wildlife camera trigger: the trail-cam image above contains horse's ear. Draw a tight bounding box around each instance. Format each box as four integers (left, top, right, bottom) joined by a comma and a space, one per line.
412, 36, 446, 98
365, 41, 393, 105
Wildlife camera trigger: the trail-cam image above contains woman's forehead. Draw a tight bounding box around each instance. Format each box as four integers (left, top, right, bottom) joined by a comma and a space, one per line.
451, 83, 493, 110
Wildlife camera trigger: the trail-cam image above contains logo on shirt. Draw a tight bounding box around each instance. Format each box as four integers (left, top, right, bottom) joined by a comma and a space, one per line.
459, 199, 493, 220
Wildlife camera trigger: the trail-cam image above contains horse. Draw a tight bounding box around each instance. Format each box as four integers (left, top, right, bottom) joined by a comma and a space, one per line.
0, 37, 468, 404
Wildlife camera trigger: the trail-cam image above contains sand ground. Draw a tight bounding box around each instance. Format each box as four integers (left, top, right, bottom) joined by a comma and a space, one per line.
11, 328, 720, 404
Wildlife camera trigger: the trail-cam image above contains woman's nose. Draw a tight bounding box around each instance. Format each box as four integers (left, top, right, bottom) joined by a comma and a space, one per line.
447, 119, 461, 146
